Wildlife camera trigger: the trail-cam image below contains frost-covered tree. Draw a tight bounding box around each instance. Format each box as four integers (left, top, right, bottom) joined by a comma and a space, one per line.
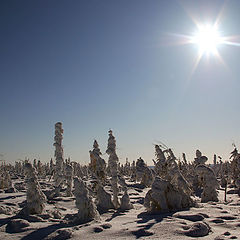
196, 164, 219, 202
106, 130, 119, 209
89, 140, 106, 183
74, 177, 99, 223
23, 162, 46, 214
65, 163, 73, 197
53, 122, 65, 196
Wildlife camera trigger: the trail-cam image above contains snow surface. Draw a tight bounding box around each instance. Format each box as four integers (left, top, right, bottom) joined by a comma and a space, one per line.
0, 177, 239, 240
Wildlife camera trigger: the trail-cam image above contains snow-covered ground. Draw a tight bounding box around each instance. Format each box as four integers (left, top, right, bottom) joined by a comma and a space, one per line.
0, 177, 239, 240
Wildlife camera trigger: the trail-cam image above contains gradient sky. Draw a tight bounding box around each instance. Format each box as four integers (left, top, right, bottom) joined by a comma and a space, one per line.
1, 0, 240, 165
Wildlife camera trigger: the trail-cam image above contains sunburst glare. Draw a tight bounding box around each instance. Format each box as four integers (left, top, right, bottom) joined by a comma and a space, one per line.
190, 24, 223, 56
163, 4, 240, 75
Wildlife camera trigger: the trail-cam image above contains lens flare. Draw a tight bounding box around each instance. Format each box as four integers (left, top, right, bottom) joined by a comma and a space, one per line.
191, 24, 223, 56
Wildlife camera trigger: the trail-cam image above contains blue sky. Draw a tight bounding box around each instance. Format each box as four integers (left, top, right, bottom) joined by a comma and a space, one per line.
1, 0, 240, 164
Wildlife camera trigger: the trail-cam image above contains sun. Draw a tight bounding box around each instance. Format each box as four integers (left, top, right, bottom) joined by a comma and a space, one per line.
163, 4, 240, 75
191, 24, 223, 56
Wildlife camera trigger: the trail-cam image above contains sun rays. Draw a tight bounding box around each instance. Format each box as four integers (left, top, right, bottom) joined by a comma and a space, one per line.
190, 24, 223, 57
163, 3, 240, 76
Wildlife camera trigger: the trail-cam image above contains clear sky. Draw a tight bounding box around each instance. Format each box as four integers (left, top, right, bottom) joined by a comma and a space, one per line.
1, 0, 240, 165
